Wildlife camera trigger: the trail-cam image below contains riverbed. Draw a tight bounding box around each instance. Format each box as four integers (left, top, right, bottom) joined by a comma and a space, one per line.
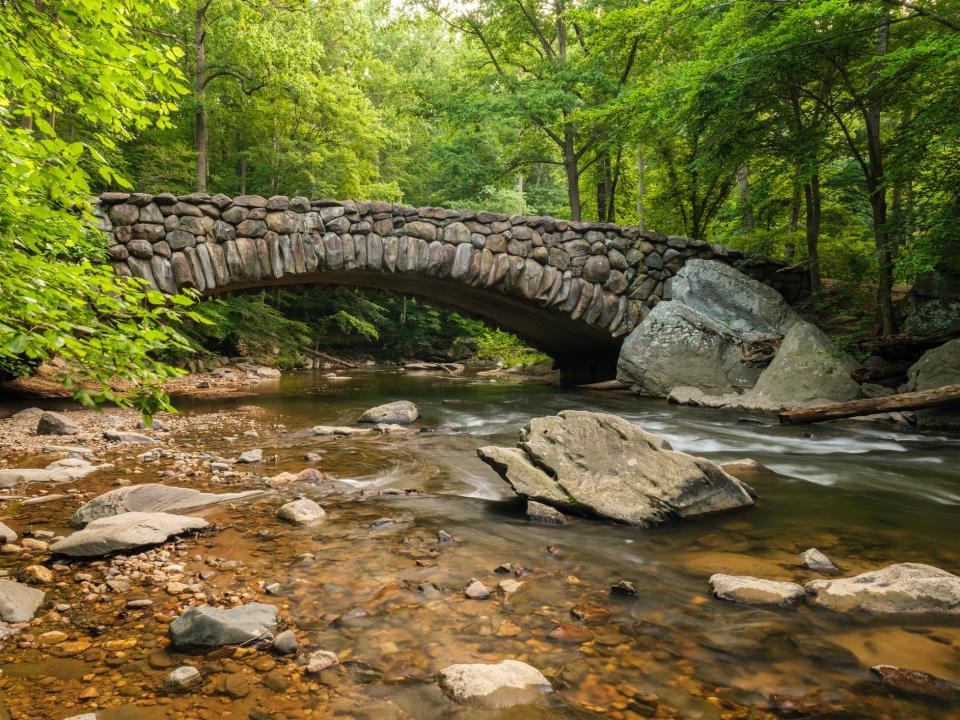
1, 367, 958, 719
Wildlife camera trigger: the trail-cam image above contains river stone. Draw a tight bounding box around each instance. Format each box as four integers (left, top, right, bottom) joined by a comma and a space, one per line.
617, 260, 798, 397
305, 649, 339, 674
709, 574, 805, 606
50, 512, 208, 557
478, 411, 754, 526
276, 498, 326, 525
904, 338, 960, 429
164, 665, 202, 692
736, 320, 862, 410
0, 522, 16, 543
71, 484, 264, 526
526, 500, 566, 525
0, 579, 45, 622
236, 448, 263, 463
437, 660, 553, 708
271, 630, 298, 654
36, 411, 78, 436
800, 548, 836, 572
357, 400, 420, 424
103, 428, 154, 444
870, 664, 960, 701
805, 563, 960, 614
169, 602, 279, 648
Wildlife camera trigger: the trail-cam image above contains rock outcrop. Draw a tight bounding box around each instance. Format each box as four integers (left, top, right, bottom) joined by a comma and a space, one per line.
617, 260, 799, 397
478, 410, 754, 526
805, 563, 960, 614
71, 484, 264, 526
437, 660, 552, 708
904, 338, 960, 429
50, 512, 208, 557
169, 603, 279, 648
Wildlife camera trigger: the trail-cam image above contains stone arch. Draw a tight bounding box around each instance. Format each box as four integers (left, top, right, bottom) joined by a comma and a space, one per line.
97, 192, 809, 382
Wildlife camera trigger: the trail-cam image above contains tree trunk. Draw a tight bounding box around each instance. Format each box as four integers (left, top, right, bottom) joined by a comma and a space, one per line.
803, 173, 822, 294
636, 152, 646, 232
737, 164, 754, 232
786, 183, 800, 262
562, 128, 581, 221
779, 384, 960, 425
868, 12, 895, 336
194, 7, 208, 193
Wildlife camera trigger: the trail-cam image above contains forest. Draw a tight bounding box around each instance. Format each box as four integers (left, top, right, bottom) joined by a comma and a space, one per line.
1, 0, 958, 407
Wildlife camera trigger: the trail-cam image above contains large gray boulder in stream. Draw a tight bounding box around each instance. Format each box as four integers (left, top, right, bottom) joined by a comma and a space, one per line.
169, 602, 279, 648
357, 400, 420, 424
70, 483, 265, 526
805, 563, 960, 614
904, 338, 960, 430
0, 579, 45, 623
477, 411, 754, 526
50, 512, 208, 557
735, 320, 863, 410
617, 260, 798, 397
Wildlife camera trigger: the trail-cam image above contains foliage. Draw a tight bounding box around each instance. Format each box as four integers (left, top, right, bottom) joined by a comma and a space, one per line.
0, 0, 194, 414
472, 329, 552, 368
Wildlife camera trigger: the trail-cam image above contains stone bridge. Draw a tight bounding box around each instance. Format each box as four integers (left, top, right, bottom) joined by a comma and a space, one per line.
96, 192, 808, 382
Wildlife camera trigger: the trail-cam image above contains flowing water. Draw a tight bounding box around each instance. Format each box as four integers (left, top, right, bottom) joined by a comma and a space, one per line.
2, 368, 959, 719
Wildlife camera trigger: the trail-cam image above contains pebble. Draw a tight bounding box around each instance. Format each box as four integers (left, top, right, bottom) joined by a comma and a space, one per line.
19, 565, 54, 584
164, 665, 202, 692
801, 547, 837, 572
271, 630, 298, 655
305, 649, 339, 674
465, 579, 491, 599
610, 580, 637, 596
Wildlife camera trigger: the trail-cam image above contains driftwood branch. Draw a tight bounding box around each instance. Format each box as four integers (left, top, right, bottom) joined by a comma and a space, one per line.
778, 384, 960, 425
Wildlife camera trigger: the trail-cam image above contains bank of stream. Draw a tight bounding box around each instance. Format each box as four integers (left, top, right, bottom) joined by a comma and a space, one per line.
0, 368, 958, 719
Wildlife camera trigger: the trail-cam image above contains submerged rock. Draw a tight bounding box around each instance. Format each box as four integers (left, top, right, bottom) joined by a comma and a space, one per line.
478, 411, 754, 526
169, 602, 279, 648
71, 484, 264, 526
276, 498, 326, 525
870, 664, 960, 701
164, 666, 202, 692
805, 563, 960, 613
0, 578, 45, 623
305, 649, 339, 674
437, 660, 552, 708
709, 574, 805, 606
50, 512, 208, 557
357, 400, 420, 425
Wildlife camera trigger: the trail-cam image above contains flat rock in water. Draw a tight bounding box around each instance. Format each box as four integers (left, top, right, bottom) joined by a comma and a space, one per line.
357, 400, 420, 425
36, 411, 78, 436
312, 425, 373, 436
276, 498, 326, 525
437, 660, 552, 708
478, 410, 754, 526
50, 512, 208, 557
805, 563, 960, 614
709, 574, 805, 606
0, 578, 45, 623
169, 602, 279, 648
71, 484, 264, 526
103, 428, 155, 444
236, 448, 263, 463
0, 464, 112, 488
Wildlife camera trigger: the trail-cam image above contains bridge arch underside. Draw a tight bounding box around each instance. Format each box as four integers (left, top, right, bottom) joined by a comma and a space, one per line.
208, 271, 622, 384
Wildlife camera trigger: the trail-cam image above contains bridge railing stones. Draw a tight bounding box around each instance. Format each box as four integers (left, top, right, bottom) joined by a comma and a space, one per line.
95, 192, 809, 340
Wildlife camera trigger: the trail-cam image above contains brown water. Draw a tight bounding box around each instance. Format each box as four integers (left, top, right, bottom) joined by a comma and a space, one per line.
2, 368, 960, 719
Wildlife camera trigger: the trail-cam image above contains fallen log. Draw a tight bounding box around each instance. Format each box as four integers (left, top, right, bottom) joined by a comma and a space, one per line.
302, 348, 357, 368
779, 384, 960, 425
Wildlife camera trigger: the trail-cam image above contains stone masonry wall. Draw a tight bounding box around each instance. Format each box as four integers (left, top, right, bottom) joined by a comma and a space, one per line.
96, 191, 809, 341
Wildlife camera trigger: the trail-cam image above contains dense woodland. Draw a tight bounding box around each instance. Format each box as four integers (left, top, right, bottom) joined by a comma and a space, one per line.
1, 0, 958, 408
